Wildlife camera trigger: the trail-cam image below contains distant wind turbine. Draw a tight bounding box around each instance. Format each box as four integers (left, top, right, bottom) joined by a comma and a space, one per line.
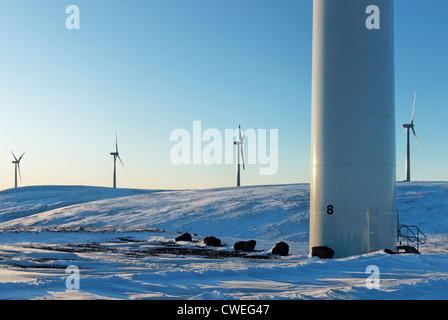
11, 151, 25, 188
402, 93, 422, 182
233, 125, 245, 187
110, 132, 124, 188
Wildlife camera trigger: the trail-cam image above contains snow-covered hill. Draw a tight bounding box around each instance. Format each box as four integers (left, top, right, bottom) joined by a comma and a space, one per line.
0, 182, 447, 300
0, 184, 309, 242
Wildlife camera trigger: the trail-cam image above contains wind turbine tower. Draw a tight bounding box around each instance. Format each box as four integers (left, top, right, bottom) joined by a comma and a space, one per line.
402, 93, 422, 182
309, 0, 397, 258
233, 125, 245, 187
11, 151, 25, 188
110, 132, 124, 189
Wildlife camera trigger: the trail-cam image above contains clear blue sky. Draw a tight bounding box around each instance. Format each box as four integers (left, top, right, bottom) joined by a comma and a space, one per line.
0, 0, 446, 190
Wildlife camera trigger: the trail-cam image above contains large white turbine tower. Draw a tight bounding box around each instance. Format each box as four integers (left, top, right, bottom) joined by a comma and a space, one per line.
110, 132, 124, 189
310, 0, 397, 257
11, 151, 25, 189
233, 125, 245, 187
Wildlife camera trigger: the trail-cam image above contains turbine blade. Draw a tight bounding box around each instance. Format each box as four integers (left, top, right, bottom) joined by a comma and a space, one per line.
238, 125, 242, 140
411, 127, 422, 151
117, 154, 124, 166
240, 134, 245, 144
115, 131, 119, 153
18, 152, 25, 161
411, 93, 416, 124
11, 151, 17, 161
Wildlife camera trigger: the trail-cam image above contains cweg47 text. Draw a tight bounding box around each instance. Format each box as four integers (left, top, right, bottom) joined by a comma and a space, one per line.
177, 303, 269, 318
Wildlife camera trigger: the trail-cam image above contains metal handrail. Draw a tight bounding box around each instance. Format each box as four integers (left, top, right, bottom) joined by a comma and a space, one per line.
398, 224, 426, 251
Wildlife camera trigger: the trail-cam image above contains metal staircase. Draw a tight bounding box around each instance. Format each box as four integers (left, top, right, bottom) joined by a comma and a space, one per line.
397, 224, 426, 254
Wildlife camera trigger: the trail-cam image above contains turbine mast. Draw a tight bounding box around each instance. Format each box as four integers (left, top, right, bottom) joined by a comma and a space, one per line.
14, 163, 18, 189
406, 127, 411, 182
309, 0, 396, 258
113, 155, 117, 188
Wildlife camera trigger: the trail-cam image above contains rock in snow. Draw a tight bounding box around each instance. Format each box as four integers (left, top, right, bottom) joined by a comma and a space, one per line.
175, 232, 192, 242
311, 246, 334, 259
203, 236, 222, 247
271, 241, 289, 256
233, 240, 256, 252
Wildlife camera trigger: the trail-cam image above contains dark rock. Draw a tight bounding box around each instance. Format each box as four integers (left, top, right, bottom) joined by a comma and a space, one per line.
175, 232, 192, 242
233, 240, 256, 252
203, 236, 222, 247
311, 246, 334, 259
271, 241, 289, 256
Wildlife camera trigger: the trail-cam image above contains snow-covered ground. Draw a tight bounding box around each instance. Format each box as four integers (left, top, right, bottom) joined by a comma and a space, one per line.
0, 182, 447, 300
